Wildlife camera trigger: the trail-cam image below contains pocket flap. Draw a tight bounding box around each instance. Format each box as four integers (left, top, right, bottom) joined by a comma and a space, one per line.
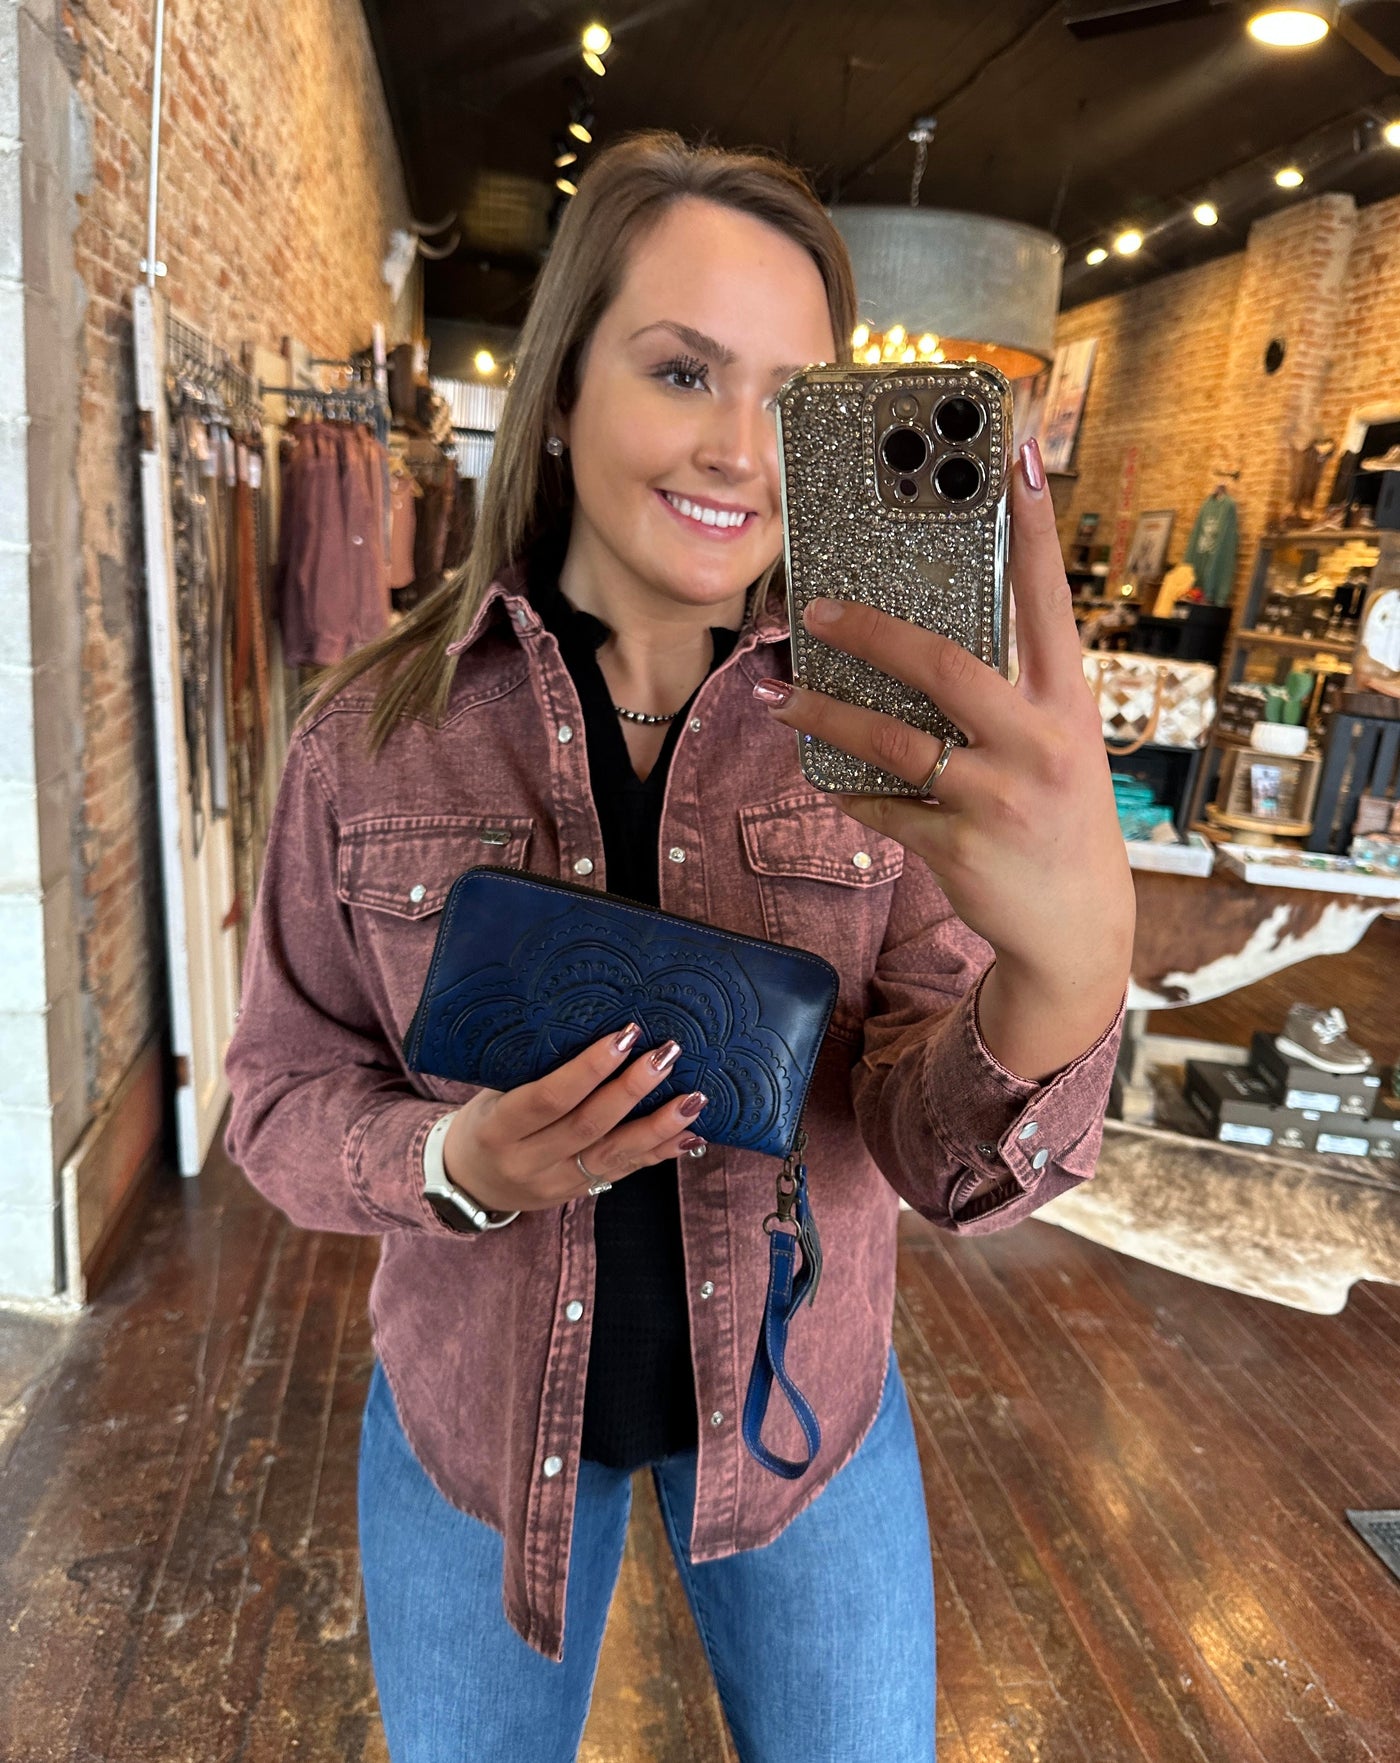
740, 793, 904, 886
336, 815, 534, 919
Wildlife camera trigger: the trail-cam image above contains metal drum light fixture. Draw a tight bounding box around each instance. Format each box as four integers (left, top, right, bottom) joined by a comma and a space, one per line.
829, 117, 1063, 381
830, 206, 1064, 380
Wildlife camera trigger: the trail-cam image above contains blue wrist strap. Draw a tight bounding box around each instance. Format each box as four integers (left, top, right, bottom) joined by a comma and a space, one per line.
742, 1134, 823, 1479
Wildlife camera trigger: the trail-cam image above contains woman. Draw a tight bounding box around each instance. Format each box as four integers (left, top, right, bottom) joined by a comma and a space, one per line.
225, 132, 1133, 1762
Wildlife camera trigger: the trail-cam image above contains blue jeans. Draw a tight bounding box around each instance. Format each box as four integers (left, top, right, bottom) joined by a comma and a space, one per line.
358, 1345, 935, 1762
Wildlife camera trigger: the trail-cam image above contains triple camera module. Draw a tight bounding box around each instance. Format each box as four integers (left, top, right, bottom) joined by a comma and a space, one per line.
874, 387, 992, 513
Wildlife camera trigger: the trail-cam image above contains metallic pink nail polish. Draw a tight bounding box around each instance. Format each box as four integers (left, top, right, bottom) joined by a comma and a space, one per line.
678, 1091, 708, 1119
678, 1135, 706, 1152
611, 1022, 640, 1055
649, 1040, 682, 1073
1020, 437, 1046, 493
752, 677, 792, 707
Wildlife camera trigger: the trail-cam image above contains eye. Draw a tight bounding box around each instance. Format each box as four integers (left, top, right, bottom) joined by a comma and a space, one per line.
655, 354, 710, 393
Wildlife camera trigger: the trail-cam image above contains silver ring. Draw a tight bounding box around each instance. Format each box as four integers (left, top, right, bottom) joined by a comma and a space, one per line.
576, 1151, 611, 1195
916, 739, 953, 798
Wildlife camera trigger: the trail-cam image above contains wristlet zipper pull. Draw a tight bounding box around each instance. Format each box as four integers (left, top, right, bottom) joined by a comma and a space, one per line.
766, 1129, 821, 1309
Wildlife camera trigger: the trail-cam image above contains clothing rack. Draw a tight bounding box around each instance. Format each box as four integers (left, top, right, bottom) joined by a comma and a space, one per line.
167, 313, 262, 427
259, 379, 390, 448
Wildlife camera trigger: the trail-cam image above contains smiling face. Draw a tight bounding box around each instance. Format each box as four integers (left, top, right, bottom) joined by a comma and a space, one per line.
556, 195, 838, 621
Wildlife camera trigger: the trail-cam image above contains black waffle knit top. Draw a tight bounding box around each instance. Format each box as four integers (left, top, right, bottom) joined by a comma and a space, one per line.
528, 558, 741, 1471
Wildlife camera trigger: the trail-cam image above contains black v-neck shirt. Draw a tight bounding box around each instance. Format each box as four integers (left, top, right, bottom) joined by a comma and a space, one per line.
529, 561, 741, 1471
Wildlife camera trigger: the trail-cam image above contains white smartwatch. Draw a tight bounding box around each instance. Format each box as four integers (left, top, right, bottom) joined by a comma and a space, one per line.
421, 1111, 520, 1233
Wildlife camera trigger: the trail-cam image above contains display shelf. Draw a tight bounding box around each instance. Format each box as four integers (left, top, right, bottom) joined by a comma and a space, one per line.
1204, 803, 1315, 840
1235, 628, 1356, 656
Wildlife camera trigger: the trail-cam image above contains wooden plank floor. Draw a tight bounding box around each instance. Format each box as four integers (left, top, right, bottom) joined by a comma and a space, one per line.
3, 1146, 1400, 1761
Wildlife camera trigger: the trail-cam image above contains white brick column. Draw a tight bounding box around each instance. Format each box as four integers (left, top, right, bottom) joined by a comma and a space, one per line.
0, 0, 87, 1303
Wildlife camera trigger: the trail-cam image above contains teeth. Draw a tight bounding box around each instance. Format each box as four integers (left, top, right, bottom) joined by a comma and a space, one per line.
665, 492, 748, 530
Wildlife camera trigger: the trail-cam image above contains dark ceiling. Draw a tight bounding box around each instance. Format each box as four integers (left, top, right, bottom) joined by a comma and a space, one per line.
361, 0, 1400, 329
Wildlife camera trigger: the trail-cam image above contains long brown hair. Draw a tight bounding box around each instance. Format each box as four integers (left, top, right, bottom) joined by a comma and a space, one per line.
311, 130, 857, 753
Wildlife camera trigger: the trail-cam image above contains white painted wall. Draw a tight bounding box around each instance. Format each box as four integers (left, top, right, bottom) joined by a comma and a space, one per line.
0, 0, 87, 1304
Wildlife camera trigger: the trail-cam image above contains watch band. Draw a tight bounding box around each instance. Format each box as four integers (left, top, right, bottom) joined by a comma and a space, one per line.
422, 1111, 520, 1233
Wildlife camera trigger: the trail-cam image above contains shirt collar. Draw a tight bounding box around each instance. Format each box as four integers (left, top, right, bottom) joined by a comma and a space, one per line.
447, 556, 789, 657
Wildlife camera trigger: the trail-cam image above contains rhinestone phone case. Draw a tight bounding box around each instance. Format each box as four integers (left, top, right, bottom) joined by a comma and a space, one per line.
775, 361, 1013, 795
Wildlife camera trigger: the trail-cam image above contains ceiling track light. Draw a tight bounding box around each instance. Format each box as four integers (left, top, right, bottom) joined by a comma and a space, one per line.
1114, 228, 1143, 255
1086, 245, 1108, 264
1384, 119, 1400, 148
1193, 201, 1219, 226
1275, 165, 1305, 187
1247, 4, 1332, 48
556, 176, 578, 196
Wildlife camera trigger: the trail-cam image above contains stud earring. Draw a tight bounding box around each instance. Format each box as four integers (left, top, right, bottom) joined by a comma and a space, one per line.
545, 436, 565, 457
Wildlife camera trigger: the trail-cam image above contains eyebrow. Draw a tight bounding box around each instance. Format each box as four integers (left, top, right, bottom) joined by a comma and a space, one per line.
628, 319, 802, 381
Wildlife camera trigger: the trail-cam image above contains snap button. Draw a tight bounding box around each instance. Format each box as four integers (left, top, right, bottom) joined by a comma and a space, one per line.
1019, 1121, 1039, 1140
699, 1281, 715, 1300
976, 1142, 996, 1159
565, 1300, 584, 1322
689, 717, 702, 732
409, 884, 426, 904
668, 846, 686, 863
1032, 1148, 1049, 1170
852, 850, 872, 870
573, 857, 594, 876
710, 1411, 724, 1427
350, 534, 364, 546
558, 725, 573, 743
543, 1455, 563, 1478
512, 606, 529, 627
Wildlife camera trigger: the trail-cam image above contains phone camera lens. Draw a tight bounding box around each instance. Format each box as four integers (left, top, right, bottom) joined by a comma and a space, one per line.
895, 476, 919, 501
881, 426, 928, 474
933, 397, 984, 444
933, 455, 984, 502
891, 394, 920, 420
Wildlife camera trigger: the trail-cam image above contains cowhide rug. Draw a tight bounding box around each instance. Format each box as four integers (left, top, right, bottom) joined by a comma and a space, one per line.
1040, 1116, 1400, 1315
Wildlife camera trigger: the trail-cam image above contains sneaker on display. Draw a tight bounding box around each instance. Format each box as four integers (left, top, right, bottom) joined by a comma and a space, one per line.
1275, 1004, 1374, 1075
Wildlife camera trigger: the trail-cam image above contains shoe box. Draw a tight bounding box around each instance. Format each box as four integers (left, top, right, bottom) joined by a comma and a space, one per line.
1249, 1032, 1383, 1117
1184, 1060, 1398, 1158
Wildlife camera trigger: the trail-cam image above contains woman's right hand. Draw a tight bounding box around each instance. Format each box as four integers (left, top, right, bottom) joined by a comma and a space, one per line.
440, 1023, 708, 1213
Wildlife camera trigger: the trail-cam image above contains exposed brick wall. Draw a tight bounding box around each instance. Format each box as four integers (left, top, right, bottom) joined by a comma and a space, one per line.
65, 0, 409, 1111
1053, 192, 1390, 619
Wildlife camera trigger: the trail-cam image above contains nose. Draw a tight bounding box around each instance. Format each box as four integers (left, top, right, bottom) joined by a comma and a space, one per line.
694, 391, 773, 487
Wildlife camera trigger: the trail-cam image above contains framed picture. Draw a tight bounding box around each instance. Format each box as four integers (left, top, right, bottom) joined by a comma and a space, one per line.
1124, 509, 1175, 584
1038, 338, 1097, 475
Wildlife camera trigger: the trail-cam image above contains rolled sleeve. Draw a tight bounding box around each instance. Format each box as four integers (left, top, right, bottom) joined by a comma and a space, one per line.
852, 858, 1124, 1233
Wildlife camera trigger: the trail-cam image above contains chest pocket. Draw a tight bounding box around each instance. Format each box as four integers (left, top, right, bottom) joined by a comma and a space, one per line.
739, 793, 904, 1042
336, 814, 535, 1039
337, 814, 535, 918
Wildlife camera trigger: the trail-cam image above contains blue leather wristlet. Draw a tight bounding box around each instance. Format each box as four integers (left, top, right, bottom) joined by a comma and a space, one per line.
402, 866, 835, 1478
402, 867, 838, 1161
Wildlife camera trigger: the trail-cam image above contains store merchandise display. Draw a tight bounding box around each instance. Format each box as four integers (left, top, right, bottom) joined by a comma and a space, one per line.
1184, 1007, 1395, 1159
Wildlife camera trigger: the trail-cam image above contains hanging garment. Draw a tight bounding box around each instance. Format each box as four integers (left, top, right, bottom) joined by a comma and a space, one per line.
1183, 491, 1239, 607
389, 465, 419, 590
275, 420, 392, 665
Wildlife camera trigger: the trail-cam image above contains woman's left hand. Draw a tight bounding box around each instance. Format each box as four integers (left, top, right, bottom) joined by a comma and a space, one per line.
754, 437, 1135, 1062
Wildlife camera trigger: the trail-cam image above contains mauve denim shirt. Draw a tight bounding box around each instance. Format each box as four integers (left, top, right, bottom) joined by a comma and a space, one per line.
224, 564, 1124, 1663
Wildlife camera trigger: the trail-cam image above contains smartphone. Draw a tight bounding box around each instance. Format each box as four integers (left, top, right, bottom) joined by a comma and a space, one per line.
775, 361, 1013, 795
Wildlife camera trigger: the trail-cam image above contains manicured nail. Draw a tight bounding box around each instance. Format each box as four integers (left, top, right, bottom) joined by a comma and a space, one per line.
679, 1135, 707, 1152
678, 1091, 708, 1119
805, 598, 840, 626
1020, 437, 1046, 494
611, 1022, 640, 1055
649, 1040, 681, 1073
752, 677, 792, 707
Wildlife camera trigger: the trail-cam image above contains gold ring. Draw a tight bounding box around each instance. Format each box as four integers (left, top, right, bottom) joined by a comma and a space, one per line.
917, 740, 953, 797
